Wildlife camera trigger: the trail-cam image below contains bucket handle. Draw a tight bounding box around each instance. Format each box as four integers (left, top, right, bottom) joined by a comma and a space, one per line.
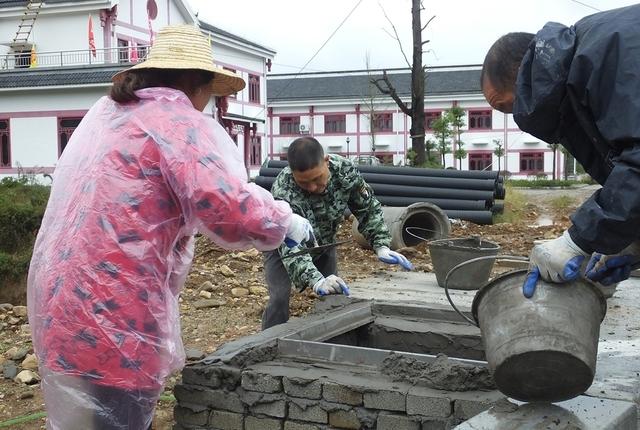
444, 255, 530, 327
404, 226, 447, 244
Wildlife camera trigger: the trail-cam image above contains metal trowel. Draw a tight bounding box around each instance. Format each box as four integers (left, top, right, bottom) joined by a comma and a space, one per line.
280, 239, 353, 259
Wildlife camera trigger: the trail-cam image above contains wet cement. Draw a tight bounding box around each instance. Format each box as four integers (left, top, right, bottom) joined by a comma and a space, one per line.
380, 352, 496, 391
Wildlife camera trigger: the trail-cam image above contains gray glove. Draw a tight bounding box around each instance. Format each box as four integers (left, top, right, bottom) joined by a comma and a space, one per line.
312, 275, 350, 296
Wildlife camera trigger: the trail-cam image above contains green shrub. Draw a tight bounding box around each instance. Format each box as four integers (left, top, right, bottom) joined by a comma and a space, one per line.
0, 176, 50, 283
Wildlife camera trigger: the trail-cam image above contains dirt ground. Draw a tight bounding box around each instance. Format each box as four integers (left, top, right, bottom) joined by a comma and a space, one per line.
0, 185, 599, 429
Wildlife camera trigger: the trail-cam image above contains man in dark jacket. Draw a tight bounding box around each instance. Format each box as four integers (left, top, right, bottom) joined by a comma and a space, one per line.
481, 4, 640, 296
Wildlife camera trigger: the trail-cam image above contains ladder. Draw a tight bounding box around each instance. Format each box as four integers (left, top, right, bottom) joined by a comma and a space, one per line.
10, 0, 44, 51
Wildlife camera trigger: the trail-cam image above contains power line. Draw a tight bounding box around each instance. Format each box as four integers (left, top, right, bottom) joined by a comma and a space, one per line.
567, 0, 601, 12
255, 0, 365, 116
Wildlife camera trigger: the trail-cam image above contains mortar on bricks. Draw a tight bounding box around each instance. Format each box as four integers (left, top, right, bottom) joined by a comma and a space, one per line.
174, 300, 506, 430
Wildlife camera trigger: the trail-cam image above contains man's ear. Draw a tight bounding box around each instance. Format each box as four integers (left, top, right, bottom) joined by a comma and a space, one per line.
324, 155, 330, 164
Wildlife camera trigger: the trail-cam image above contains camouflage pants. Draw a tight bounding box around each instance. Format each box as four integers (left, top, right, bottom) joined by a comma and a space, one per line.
262, 248, 337, 330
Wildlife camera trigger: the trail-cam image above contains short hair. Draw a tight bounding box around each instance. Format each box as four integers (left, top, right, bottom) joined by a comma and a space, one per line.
287, 137, 325, 172
110, 68, 214, 104
481, 32, 534, 93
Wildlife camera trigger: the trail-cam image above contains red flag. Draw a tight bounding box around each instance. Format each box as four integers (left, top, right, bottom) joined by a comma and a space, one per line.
129, 43, 139, 62
88, 15, 96, 58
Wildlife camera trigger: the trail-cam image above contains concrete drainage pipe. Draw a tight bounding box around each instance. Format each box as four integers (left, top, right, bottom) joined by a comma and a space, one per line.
351, 202, 451, 250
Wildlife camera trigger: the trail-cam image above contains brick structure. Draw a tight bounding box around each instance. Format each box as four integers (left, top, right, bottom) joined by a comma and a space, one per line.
174, 301, 504, 430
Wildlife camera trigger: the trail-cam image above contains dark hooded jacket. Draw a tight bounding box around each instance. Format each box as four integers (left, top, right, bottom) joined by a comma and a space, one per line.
513, 4, 640, 255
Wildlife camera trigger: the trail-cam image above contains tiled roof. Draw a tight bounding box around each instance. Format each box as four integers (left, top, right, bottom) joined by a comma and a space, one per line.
199, 20, 275, 54
0, 65, 126, 89
267, 68, 482, 102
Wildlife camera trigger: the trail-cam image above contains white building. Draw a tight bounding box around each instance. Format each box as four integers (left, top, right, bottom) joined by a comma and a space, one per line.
0, 0, 274, 179
267, 66, 571, 179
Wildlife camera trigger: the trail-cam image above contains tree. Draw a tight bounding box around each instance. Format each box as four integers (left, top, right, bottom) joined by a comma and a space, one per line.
362, 52, 381, 154
454, 146, 467, 169
493, 139, 504, 173
431, 115, 451, 167
371, 0, 435, 166
425, 138, 437, 165
446, 106, 466, 169
548, 143, 559, 180
560, 146, 573, 180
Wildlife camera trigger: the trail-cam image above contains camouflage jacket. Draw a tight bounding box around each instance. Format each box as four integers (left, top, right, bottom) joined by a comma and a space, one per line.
272, 154, 391, 289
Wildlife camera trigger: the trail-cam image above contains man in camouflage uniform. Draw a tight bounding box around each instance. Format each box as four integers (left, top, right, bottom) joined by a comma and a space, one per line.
262, 137, 413, 329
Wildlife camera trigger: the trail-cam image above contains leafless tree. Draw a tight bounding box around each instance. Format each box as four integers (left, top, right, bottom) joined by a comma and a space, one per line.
371, 0, 435, 166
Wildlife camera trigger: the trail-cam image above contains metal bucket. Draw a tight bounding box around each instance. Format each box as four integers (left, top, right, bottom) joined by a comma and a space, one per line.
429, 237, 500, 290
448, 262, 606, 403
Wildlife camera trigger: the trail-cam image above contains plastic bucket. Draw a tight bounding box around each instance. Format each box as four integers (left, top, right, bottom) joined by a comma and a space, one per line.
429, 237, 500, 290
471, 269, 606, 402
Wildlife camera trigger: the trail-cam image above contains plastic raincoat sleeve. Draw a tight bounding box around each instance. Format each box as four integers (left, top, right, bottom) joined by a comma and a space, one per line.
157, 115, 293, 251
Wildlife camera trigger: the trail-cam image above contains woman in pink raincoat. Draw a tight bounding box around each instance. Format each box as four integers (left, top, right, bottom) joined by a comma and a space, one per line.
27, 25, 313, 430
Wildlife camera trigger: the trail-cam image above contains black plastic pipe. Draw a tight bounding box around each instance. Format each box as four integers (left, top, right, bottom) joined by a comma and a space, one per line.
362, 173, 497, 191
258, 168, 498, 192
369, 183, 494, 202
266, 160, 502, 182
254, 176, 494, 224
375, 196, 489, 210
443, 210, 494, 225
255, 176, 495, 204
491, 202, 505, 214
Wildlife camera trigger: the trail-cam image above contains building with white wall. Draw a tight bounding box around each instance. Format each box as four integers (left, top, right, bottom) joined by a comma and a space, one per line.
0, 0, 274, 179
267, 66, 571, 179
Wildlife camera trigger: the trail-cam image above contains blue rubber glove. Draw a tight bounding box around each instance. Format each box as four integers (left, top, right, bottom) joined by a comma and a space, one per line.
585, 254, 634, 286
284, 214, 316, 248
376, 246, 414, 271
584, 241, 640, 286
522, 231, 589, 298
312, 275, 350, 296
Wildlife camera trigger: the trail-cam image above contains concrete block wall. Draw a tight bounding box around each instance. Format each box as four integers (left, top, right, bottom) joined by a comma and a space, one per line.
174, 362, 505, 430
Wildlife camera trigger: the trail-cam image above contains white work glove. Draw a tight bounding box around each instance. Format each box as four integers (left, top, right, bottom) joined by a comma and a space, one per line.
284, 213, 316, 248
312, 275, 350, 296
376, 246, 414, 271
523, 230, 589, 298
585, 241, 640, 286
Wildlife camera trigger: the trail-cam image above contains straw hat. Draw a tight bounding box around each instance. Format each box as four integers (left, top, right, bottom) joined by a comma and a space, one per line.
112, 24, 245, 96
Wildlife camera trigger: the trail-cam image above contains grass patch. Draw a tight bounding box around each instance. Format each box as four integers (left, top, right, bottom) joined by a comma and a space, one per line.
507, 178, 594, 188
550, 195, 576, 210
494, 184, 526, 224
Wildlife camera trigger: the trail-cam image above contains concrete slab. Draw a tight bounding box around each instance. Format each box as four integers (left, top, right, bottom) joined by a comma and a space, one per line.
349, 271, 476, 314
349, 272, 640, 417
453, 396, 637, 430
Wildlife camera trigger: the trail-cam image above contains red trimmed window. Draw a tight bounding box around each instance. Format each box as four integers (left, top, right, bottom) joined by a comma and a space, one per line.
0, 119, 10, 167
520, 152, 544, 173
279, 116, 300, 135
373, 113, 393, 132
224, 67, 237, 98
250, 136, 262, 166
324, 114, 346, 133
424, 111, 441, 130
58, 117, 82, 156
469, 110, 492, 129
248, 74, 260, 103
117, 39, 129, 63
469, 153, 492, 171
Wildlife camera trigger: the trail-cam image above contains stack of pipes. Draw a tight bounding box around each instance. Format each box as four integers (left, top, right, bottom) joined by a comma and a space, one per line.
254, 160, 505, 225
